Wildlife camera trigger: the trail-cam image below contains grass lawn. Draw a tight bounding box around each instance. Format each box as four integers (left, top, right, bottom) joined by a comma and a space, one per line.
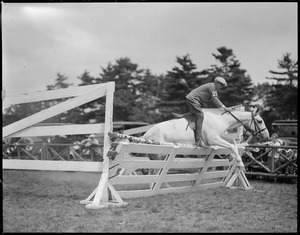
2, 170, 297, 233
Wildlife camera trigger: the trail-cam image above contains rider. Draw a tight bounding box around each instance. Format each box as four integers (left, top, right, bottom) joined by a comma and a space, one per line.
186, 76, 231, 147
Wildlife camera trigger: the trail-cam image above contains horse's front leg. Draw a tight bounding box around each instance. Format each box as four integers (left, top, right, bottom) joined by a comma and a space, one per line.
209, 135, 245, 171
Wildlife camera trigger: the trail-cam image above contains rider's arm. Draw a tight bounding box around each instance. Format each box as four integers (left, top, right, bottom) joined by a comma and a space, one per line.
209, 84, 230, 111
210, 89, 226, 109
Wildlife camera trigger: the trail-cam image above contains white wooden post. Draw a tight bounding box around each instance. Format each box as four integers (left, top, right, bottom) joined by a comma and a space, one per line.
103, 82, 115, 160
80, 82, 127, 209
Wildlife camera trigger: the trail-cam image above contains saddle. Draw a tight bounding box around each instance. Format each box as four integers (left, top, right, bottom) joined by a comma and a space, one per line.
172, 111, 197, 131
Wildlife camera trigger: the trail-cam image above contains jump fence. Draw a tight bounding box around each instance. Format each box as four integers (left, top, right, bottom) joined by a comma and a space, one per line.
80, 132, 251, 209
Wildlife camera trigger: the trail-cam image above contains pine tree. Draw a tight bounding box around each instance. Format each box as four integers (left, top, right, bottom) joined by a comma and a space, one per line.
44, 73, 74, 123
98, 57, 146, 122
46, 73, 73, 90
3, 73, 75, 126
252, 82, 274, 131
265, 53, 298, 120
77, 70, 98, 85
74, 71, 104, 124
202, 47, 255, 107
132, 69, 164, 123
158, 54, 201, 120
267, 52, 298, 85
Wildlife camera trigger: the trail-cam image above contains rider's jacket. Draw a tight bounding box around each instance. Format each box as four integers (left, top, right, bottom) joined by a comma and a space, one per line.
186, 82, 224, 108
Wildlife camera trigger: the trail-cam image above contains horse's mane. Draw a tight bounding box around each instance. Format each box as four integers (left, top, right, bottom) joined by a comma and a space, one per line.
202, 108, 224, 115
202, 107, 249, 116
171, 107, 250, 121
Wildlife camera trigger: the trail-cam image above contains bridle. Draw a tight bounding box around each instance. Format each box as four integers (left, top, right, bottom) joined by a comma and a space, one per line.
224, 110, 267, 142
246, 112, 268, 141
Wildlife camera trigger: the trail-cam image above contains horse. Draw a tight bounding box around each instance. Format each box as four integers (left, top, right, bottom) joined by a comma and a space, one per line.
142, 108, 269, 171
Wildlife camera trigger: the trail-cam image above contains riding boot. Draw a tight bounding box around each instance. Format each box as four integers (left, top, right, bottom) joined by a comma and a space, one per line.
197, 138, 208, 148
195, 116, 208, 148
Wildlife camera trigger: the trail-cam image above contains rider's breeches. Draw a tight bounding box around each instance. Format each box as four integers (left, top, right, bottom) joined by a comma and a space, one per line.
186, 99, 204, 140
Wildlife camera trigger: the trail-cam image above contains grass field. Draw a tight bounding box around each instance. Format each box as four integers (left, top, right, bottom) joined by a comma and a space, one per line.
2, 170, 298, 233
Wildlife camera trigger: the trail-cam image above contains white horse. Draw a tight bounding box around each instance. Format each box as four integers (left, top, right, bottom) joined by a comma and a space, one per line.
142, 108, 269, 171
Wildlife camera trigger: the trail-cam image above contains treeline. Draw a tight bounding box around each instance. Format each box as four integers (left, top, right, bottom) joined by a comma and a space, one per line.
3, 47, 298, 131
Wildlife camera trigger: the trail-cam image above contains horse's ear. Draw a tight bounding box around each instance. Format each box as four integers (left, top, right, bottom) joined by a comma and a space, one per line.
253, 107, 260, 116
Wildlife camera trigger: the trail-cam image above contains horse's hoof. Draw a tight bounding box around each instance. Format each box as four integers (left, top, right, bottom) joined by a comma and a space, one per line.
237, 161, 245, 171
238, 165, 245, 172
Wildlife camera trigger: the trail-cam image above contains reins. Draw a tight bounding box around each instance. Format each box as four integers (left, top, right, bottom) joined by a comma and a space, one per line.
222, 110, 267, 140
248, 112, 267, 136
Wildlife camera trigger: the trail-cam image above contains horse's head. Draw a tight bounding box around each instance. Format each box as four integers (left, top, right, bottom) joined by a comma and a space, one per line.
247, 109, 269, 142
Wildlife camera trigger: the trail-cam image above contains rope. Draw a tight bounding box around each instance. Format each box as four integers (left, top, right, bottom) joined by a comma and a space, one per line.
108, 132, 196, 148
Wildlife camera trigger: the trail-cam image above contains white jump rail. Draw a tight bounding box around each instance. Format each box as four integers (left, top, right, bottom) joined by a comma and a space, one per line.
80, 132, 251, 209
3, 82, 115, 172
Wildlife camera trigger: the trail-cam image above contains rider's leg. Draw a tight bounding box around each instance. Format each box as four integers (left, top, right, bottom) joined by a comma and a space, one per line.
186, 99, 208, 147
196, 116, 208, 147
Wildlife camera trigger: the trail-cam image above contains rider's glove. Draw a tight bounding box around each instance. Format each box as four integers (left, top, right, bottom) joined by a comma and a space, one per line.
222, 106, 231, 112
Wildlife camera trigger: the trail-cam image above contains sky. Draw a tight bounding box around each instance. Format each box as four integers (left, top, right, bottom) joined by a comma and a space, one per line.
2, 2, 298, 96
